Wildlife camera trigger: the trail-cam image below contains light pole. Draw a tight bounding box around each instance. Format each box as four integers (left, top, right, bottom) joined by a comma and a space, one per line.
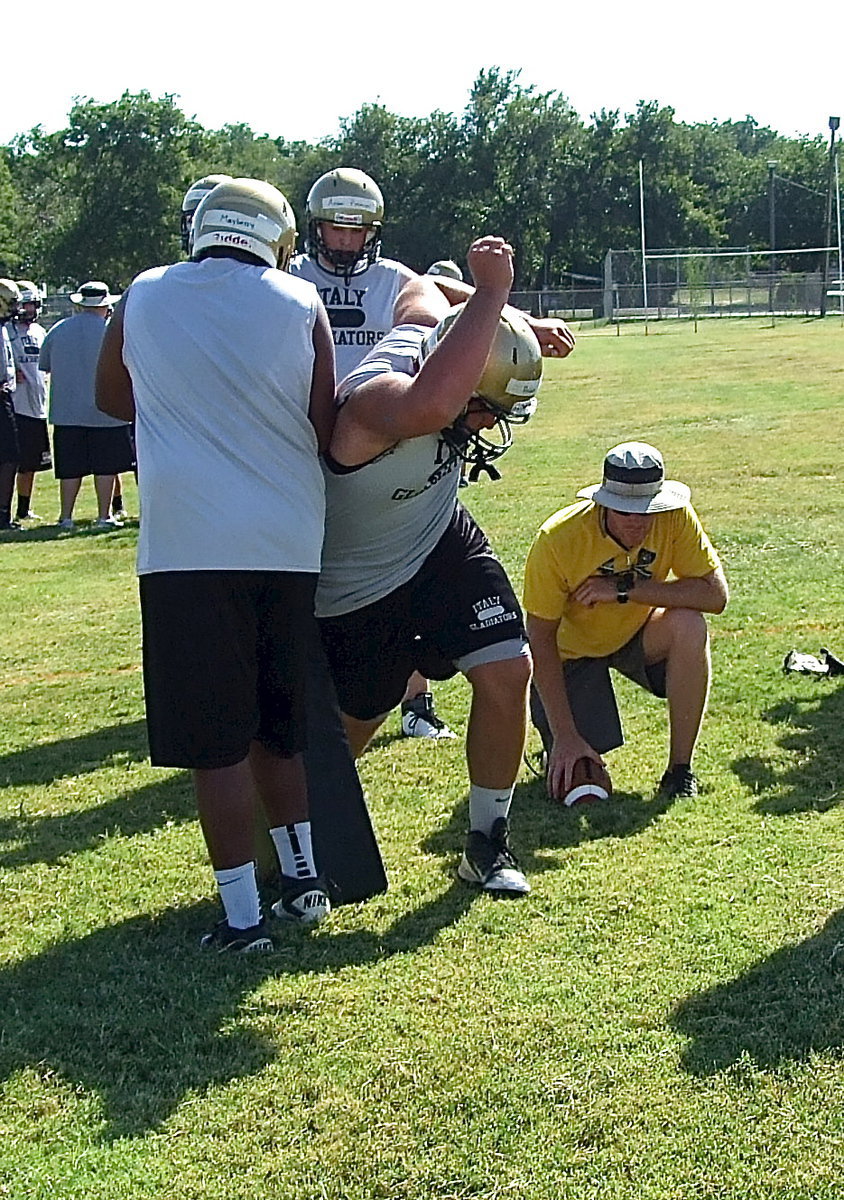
821, 116, 840, 317
767, 161, 777, 271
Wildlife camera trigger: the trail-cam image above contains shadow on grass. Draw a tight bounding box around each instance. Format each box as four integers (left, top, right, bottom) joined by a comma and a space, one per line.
732, 681, 844, 814
0, 519, 138, 544
0, 880, 473, 1139
672, 906, 844, 1075
420, 776, 677, 879
0, 722, 196, 870
0, 720, 149, 787
0, 773, 194, 870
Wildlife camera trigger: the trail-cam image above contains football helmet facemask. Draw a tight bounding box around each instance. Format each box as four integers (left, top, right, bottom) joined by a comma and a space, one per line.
423, 306, 543, 480
191, 178, 297, 270
180, 173, 233, 255
306, 167, 384, 279
0, 279, 21, 322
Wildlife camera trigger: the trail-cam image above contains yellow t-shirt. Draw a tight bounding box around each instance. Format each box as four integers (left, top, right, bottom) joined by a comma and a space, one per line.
523, 499, 721, 661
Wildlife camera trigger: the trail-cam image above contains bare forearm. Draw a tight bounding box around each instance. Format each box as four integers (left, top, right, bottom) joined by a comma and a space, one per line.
627, 571, 727, 614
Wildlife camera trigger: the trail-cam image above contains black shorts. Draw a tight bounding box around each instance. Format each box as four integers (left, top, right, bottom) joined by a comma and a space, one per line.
140, 570, 318, 769
0, 392, 20, 465
319, 505, 527, 720
15, 414, 52, 472
53, 424, 135, 479
530, 627, 667, 756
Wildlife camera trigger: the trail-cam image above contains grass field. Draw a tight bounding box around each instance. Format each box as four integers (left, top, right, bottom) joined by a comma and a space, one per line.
2, 316, 844, 1199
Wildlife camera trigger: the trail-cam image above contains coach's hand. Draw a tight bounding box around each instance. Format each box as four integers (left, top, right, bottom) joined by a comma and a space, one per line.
547, 733, 606, 800
467, 236, 515, 295
528, 316, 576, 358
571, 576, 621, 607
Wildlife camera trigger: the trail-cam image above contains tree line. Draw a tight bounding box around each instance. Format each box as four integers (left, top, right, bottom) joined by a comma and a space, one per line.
0, 69, 832, 291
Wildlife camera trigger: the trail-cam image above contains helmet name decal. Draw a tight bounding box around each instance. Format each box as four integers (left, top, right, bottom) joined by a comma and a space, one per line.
204, 208, 283, 241
505, 378, 540, 397
324, 196, 379, 213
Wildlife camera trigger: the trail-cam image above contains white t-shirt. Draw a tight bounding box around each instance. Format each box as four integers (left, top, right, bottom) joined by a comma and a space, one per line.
122, 257, 325, 575
289, 253, 415, 382
9, 320, 47, 418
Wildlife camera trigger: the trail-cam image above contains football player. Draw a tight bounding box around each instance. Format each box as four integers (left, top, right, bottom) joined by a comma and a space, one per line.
290, 168, 456, 739
97, 178, 336, 951
316, 237, 542, 895
0, 279, 21, 529
180, 173, 233, 256
9, 282, 51, 521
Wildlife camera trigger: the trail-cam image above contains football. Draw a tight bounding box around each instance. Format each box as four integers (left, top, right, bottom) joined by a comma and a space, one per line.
562, 757, 612, 807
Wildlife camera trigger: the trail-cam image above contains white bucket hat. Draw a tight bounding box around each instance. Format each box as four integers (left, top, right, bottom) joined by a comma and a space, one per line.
70, 280, 119, 307
578, 442, 691, 513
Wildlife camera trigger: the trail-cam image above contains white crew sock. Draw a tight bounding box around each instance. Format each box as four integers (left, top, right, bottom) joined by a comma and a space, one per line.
468, 784, 515, 836
213, 861, 261, 930
270, 821, 317, 879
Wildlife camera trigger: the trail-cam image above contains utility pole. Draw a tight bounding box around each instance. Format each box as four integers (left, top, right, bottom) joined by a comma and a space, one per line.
821, 116, 840, 317
767, 160, 777, 316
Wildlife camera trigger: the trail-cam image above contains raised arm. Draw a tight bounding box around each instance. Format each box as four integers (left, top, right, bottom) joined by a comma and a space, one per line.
331, 236, 514, 463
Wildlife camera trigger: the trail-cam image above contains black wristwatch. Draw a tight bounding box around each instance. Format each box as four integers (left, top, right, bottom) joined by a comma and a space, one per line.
616, 571, 635, 604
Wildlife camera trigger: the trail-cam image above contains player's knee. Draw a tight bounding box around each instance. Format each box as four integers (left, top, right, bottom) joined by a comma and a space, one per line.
666, 608, 709, 655
469, 653, 532, 704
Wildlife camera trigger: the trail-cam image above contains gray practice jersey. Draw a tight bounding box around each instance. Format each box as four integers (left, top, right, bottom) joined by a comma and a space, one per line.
289, 253, 415, 382
316, 324, 463, 618
9, 320, 47, 418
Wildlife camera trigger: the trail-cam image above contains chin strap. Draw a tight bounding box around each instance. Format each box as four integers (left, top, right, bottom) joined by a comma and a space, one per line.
467, 458, 501, 482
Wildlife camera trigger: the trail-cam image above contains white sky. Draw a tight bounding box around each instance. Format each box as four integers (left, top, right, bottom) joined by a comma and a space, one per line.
5, 0, 841, 147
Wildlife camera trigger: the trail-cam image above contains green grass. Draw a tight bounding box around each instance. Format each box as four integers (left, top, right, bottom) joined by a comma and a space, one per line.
2, 317, 844, 1198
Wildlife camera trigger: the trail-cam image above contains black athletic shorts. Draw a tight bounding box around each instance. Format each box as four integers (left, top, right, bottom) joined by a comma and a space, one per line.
53, 424, 135, 479
140, 570, 318, 769
530, 627, 668, 756
15, 414, 52, 472
0, 391, 20, 465
319, 505, 527, 721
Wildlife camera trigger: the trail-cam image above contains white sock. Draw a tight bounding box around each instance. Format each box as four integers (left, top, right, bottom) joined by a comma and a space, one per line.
270, 821, 317, 879
468, 784, 514, 836
213, 862, 260, 930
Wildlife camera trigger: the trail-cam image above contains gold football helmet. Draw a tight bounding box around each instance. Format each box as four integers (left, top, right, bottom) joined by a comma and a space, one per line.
423, 306, 543, 479
426, 260, 463, 281
305, 167, 384, 276
191, 178, 297, 270
0, 279, 21, 321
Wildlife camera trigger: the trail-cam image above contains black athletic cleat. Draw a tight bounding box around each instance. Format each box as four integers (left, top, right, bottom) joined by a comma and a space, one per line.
400, 692, 457, 739
199, 919, 273, 954
458, 816, 530, 896
659, 764, 699, 799
822, 648, 844, 677
271, 876, 331, 926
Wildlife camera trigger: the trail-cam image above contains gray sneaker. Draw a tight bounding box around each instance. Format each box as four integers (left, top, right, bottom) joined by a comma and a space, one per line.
458, 817, 530, 896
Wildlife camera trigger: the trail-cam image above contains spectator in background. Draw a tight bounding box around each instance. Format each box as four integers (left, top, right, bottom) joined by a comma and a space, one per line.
39, 281, 135, 530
